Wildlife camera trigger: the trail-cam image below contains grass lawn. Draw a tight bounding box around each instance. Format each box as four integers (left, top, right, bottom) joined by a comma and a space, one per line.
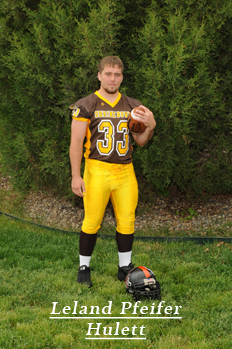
0, 215, 231, 349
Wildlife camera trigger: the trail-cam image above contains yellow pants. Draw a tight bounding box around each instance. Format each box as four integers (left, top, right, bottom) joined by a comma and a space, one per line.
82, 159, 138, 235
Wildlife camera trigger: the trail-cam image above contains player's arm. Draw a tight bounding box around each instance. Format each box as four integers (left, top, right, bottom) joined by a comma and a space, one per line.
69, 119, 88, 197
132, 105, 156, 147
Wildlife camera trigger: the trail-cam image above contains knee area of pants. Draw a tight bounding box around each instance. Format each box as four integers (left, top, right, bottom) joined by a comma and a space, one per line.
82, 224, 100, 235
116, 226, 135, 235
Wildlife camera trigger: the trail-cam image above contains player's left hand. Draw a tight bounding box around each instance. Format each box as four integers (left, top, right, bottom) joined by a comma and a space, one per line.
133, 105, 156, 130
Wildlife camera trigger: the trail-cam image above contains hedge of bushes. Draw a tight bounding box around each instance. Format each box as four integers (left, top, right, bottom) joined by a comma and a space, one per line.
0, 0, 232, 196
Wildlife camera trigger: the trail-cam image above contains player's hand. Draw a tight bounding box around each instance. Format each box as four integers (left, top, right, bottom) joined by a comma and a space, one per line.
71, 176, 86, 197
133, 105, 156, 130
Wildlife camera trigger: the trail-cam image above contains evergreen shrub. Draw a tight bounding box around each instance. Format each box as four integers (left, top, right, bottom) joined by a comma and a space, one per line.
0, 0, 232, 196
129, 0, 232, 195
0, 0, 120, 193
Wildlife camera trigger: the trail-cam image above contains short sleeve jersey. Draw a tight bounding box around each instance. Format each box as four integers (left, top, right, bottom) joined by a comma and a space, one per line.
70, 91, 141, 164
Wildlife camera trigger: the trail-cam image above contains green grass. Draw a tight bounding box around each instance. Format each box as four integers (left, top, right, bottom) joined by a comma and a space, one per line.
0, 215, 231, 348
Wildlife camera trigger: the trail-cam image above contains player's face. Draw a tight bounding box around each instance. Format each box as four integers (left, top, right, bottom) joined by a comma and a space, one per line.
98, 65, 123, 94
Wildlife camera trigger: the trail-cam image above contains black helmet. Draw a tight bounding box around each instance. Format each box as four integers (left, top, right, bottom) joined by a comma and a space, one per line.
125, 266, 161, 301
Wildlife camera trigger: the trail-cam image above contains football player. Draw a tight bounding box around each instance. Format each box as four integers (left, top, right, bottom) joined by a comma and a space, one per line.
69, 56, 156, 287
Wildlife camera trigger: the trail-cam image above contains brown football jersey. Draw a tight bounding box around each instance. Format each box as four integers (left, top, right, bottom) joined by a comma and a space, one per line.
70, 91, 141, 164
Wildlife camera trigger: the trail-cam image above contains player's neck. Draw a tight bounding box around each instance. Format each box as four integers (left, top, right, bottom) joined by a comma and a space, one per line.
97, 88, 119, 104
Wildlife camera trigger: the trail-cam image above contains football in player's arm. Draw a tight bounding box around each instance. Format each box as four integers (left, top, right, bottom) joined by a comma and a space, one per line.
131, 105, 156, 146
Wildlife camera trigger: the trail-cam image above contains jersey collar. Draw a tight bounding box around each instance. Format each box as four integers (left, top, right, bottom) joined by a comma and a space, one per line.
95, 91, 121, 108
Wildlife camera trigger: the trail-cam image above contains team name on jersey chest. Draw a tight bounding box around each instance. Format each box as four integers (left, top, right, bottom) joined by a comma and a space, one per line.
94, 110, 130, 119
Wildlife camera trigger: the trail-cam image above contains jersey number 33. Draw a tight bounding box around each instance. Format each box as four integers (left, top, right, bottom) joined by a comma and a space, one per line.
97, 120, 129, 157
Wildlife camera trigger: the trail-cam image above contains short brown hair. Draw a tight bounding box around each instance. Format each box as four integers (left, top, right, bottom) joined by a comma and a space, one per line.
98, 56, 124, 73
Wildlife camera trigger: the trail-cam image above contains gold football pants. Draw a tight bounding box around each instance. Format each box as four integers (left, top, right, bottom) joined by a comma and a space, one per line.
82, 159, 138, 235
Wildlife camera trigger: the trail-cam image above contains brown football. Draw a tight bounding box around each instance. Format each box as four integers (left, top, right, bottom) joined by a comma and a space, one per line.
127, 107, 146, 135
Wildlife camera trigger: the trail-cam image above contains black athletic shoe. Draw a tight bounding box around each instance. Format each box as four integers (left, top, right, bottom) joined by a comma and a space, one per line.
77, 265, 92, 288
118, 262, 134, 281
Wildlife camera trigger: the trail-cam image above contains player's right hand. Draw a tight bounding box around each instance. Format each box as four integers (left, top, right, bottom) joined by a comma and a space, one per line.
71, 177, 86, 197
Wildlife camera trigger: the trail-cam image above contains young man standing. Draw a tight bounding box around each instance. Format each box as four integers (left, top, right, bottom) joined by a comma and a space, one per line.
69, 56, 156, 287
